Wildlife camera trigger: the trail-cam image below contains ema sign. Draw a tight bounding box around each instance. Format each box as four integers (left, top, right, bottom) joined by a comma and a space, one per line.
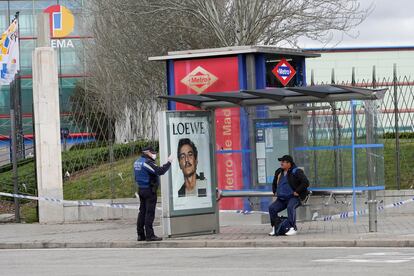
44, 5, 75, 48
272, 58, 296, 86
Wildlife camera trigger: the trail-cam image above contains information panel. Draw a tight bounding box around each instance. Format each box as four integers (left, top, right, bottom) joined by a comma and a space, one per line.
254, 119, 290, 185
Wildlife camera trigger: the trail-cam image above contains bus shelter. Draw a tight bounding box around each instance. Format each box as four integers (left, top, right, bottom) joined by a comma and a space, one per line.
151, 46, 387, 237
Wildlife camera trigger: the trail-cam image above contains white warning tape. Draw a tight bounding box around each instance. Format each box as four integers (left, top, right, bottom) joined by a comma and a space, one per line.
220, 197, 414, 221
316, 196, 414, 221
219, 210, 268, 215
0, 192, 139, 210
2, 192, 414, 221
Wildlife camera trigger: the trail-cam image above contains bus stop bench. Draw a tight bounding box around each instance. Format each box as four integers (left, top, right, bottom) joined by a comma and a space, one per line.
309, 189, 363, 206
217, 188, 363, 207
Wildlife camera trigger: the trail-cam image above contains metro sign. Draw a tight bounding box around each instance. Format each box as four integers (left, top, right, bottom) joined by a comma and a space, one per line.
180, 66, 218, 94
272, 58, 296, 86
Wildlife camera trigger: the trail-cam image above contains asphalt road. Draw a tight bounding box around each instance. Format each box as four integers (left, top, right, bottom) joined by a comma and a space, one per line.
1, 247, 414, 275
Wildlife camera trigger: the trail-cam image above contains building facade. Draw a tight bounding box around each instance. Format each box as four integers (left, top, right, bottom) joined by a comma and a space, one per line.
305, 46, 414, 82
305, 46, 414, 134
0, 0, 89, 164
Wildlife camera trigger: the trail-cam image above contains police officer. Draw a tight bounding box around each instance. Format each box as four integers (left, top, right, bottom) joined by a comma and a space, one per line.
134, 146, 173, 241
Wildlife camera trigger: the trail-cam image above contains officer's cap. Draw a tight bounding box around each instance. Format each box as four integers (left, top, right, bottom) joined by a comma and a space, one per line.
142, 146, 157, 154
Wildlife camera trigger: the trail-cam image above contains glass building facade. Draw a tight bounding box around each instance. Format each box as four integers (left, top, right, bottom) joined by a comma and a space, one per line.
0, 0, 89, 163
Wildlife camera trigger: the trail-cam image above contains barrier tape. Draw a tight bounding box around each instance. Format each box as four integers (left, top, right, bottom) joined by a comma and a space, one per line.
220, 210, 268, 215
0, 192, 139, 210
316, 196, 414, 221
1, 191, 414, 221
220, 197, 414, 221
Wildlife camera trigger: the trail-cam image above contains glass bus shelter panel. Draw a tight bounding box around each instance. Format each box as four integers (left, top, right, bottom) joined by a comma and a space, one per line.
297, 99, 385, 188
355, 147, 385, 188
295, 146, 384, 189
254, 119, 289, 187
294, 148, 347, 188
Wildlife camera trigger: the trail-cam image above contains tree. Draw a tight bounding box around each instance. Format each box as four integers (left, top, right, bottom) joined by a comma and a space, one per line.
119, 0, 371, 46
79, 0, 221, 142
70, 83, 114, 142
78, 0, 370, 142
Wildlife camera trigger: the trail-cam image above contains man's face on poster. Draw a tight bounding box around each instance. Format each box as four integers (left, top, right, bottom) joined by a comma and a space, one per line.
178, 144, 198, 178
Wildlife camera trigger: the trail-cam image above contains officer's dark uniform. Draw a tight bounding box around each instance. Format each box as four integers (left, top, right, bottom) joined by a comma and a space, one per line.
134, 147, 171, 241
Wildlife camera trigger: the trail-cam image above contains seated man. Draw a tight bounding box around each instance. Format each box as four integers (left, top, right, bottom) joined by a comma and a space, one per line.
268, 155, 309, 236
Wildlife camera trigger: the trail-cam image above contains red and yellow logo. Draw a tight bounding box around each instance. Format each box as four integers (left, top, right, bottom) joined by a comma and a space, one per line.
180, 66, 218, 94
44, 5, 74, 38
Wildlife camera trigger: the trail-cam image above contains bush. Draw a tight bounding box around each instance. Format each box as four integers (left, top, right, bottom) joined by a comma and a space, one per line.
0, 157, 35, 174
69, 140, 108, 151
383, 132, 414, 139
0, 162, 37, 196
0, 140, 159, 198
61, 140, 158, 173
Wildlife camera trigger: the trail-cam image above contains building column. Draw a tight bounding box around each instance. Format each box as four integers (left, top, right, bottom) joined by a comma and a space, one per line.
32, 14, 64, 223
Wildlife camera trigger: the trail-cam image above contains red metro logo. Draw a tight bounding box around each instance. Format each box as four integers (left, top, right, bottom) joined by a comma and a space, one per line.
272, 58, 296, 86
180, 66, 218, 94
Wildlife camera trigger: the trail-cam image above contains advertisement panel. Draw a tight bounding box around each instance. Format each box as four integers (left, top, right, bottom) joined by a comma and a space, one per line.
166, 111, 216, 216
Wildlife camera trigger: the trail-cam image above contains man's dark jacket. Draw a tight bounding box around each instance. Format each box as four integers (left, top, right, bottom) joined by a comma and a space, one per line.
272, 165, 310, 201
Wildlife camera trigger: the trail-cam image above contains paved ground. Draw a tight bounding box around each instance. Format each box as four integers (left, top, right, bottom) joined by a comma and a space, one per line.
1, 206, 414, 248
1, 247, 414, 275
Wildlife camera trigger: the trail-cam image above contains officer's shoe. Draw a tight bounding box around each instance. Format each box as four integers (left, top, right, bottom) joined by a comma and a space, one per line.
137, 235, 146, 241
146, 235, 162, 242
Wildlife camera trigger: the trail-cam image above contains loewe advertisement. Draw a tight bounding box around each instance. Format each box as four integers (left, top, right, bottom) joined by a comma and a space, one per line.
167, 112, 214, 214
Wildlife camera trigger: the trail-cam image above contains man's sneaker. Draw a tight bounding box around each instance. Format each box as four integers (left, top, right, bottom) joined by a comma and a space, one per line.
285, 227, 297, 236
268, 226, 276, 236
146, 235, 163, 242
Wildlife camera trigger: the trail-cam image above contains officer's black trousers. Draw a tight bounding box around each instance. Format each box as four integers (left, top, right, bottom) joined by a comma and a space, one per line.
137, 188, 157, 238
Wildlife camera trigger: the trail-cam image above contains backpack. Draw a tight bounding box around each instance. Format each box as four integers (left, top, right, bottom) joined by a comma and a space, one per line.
291, 167, 310, 202
274, 216, 291, 236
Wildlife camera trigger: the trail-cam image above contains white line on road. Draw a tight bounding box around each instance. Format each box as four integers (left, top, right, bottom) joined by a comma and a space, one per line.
0, 247, 394, 252
314, 259, 410, 263
0, 247, 324, 252
313, 251, 414, 264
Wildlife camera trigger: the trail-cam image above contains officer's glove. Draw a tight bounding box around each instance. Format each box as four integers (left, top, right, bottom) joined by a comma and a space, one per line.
167, 154, 174, 163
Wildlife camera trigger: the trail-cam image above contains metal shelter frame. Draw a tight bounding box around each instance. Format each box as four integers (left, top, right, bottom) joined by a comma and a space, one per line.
159, 85, 387, 109
160, 84, 387, 231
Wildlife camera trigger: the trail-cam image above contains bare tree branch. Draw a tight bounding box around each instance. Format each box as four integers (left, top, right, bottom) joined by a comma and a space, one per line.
77, 0, 370, 142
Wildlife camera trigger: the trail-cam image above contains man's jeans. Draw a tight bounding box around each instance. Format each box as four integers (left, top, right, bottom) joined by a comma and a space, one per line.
268, 197, 301, 229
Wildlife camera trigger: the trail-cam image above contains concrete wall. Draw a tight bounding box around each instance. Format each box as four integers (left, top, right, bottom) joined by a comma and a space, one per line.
62, 190, 414, 223
63, 198, 160, 222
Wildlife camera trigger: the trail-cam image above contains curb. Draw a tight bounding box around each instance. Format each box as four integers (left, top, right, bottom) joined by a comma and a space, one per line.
1, 239, 414, 249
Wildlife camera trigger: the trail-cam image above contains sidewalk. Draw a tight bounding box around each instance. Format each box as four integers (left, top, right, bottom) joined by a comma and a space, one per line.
1, 206, 414, 249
